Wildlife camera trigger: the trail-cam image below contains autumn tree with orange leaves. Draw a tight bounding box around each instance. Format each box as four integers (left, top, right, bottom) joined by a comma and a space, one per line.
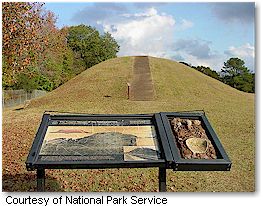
2, 2, 48, 87
3, 2, 119, 92
3, 2, 75, 91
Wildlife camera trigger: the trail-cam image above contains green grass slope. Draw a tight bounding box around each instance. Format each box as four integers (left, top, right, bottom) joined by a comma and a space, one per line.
2, 56, 255, 192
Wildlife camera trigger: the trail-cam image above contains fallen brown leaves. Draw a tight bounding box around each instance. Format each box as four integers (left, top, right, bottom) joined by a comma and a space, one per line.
2, 110, 160, 191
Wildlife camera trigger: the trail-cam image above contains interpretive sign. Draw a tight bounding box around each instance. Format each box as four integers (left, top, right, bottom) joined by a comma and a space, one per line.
26, 112, 231, 192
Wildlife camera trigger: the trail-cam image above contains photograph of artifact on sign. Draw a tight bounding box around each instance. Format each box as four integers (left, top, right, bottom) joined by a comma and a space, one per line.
169, 118, 217, 159
39, 125, 160, 161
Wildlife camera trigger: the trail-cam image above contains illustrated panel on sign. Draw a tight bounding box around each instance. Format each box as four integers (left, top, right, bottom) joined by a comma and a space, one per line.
39, 119, 161, 162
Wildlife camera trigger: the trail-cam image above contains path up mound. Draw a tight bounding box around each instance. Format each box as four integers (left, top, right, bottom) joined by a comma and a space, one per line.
28, 56, 253, 115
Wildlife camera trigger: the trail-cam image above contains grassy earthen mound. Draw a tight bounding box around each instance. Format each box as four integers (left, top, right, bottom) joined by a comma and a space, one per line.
2, 56, 255, 192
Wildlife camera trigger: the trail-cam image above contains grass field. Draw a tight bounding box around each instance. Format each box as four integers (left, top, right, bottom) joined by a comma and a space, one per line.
2, 56, 255, 192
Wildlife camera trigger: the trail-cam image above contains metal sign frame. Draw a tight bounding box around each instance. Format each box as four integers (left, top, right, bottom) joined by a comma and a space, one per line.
26, 112, 231, 192
159, 112, 231, 171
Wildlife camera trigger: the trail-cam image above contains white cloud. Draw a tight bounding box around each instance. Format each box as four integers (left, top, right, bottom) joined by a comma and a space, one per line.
98, 7, 254, 73
225, 43, 254, 58
174, 42, 255, 72
101, 8, 176, 57
71, 4, 254, 73
121, 7, 157, 18
96, 7, 194, 59
174, 39, 213, 59
224, 43, 255, 71
180, 52, 225, 71
172, 38, 225, 71
178, 19, 193, 30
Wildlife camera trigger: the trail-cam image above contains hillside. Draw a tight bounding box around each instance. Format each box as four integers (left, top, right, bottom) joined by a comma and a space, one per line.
2, 56, 255, 192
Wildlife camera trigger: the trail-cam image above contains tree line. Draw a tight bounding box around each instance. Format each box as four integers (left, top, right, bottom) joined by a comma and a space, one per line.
180, 57, 255, 93
2, 2, 119, 92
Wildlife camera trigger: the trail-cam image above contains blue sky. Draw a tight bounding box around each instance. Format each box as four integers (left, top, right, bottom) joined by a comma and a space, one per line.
45, 2, 255, 71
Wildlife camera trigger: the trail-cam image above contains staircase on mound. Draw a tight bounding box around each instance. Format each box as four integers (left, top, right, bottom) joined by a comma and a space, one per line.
129, 56, 155, 101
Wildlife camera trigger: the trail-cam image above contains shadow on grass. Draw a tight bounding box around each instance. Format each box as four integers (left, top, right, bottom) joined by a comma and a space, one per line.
2, 173, 63, 192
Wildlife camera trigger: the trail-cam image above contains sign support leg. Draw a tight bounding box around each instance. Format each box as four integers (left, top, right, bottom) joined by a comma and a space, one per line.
37, 169, 45, 192
159, 167, 166, 192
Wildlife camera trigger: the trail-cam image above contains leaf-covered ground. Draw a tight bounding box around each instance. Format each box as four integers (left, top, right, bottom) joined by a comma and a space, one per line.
2, 57, 255, 192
